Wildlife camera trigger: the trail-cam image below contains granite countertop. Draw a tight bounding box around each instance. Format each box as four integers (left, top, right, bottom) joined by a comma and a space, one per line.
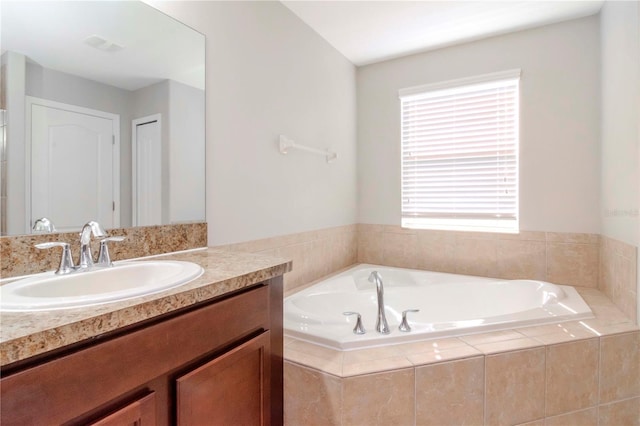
0, 248, 292, 366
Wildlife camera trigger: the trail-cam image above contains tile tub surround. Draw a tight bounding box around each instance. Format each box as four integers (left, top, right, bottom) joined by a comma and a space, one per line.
0, 248, 291, 366
284, 288, 640, 426
358, 224, 638, 323
217, 224, 357, 294
0, 222, 207, 279
357, 225, 602, 287
599, 235, 638, 323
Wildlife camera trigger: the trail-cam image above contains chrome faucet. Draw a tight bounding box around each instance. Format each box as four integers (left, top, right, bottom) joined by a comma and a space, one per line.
368, 271, 390, 334
78, 221, 107, 269
32, 217, 57, 233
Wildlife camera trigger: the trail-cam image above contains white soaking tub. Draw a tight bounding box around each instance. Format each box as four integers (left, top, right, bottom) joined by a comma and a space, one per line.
284, 264, 594, 350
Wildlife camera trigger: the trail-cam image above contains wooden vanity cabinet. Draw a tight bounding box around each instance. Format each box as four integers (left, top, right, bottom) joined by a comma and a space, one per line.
0, 276, 284, 426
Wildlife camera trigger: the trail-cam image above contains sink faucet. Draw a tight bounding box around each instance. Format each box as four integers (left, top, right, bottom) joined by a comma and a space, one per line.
368, 271, 390, 334
78, 221, 107, 269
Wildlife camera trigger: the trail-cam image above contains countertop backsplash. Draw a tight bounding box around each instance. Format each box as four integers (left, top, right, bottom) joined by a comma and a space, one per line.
0, 223, 207, 279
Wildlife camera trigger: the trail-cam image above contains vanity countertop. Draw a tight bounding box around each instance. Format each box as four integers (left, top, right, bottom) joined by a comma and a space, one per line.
0, 248, 292, 366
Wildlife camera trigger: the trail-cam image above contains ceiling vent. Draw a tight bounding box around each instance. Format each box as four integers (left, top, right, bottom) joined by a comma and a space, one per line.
84, 35, 124, 52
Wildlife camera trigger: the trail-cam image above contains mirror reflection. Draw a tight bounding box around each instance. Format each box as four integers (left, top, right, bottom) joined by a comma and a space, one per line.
0, 0, 205, 236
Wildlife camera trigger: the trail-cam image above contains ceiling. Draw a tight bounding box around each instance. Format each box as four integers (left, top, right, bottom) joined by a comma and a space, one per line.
281, 1, 604, 66
1, 1, 204, 91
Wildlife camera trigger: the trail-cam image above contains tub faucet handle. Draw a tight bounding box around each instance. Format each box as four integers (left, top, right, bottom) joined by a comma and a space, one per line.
399, 309, 420, 332
343, 312, 366, 335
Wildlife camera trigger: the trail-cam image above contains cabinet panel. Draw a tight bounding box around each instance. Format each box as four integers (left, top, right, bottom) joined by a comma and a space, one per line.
1, 285, 269, 425
177, 332, 271, 426
90, 393, 156, 426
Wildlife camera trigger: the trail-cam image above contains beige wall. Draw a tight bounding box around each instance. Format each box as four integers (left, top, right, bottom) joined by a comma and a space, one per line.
357, 16, 601, 234
149, 1, 358, 246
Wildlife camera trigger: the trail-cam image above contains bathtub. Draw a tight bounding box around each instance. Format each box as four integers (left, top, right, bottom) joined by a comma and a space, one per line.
284, 264, 594, 350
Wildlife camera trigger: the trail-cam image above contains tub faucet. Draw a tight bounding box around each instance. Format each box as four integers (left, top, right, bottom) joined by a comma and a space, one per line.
78, 221, 107, 269
368, 271, 390, 334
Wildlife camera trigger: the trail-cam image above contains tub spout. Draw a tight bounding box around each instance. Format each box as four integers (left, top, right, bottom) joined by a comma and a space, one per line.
368, 271, 390, 334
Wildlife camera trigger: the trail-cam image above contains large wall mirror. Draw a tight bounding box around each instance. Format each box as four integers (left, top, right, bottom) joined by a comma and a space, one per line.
0, 0, 205, 236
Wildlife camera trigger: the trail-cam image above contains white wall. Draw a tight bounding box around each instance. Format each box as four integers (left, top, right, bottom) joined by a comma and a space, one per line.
3, 52, 26, 234
600, 1, 639, 247
168, 80, 205, 224
149, 1, 358, 246
357, 16, 601, 234
599, 0, 640, 324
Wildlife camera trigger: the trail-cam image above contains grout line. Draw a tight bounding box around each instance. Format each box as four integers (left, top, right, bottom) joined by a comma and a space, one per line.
543, 344, 548, 419
483, 354, 488, 425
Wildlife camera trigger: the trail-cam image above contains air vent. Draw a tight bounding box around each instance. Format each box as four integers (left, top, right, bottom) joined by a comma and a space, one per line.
84, 35, 124, 52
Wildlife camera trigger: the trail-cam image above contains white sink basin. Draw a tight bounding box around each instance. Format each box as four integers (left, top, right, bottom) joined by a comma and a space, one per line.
0, 261, 204, 312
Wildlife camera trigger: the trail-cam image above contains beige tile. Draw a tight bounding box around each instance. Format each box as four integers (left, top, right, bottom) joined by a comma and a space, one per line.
342, 345, 404, 364
602, 235, 638, 260
385, 224, 417, 234
382, 231, 418, 268
287, 340, 344, 363
496, 239, 546, 280
455, 230, 501, 240
499, 230, 546, 241
544, 407, 597, 426
459, 330, 526, 346
407, 345, 482, 367
396, 337, 469, 354
599, 244, 616, 297
533, 331, 597, 345
455, 237, 498, 277
342, 368, 415, 426
416, 230, 457, 273
617, 288, 638, 323
474, 337, 542, 354
415, 356, 484, 426
518, 321, 594, 338
598, 397, 640, 426
589, 322, 639, 336
357, 227, 384, 265
341, 344, 414, 376
545, 338, 599, 416
485, 348, 545, 425
600, 331, 640, 403
546, 242, 599, 288
341, 355, 413, 377
285, 341, 344, 376
546, 232, 599, 244
516, 421, 544, 426
284, 362, 342, 426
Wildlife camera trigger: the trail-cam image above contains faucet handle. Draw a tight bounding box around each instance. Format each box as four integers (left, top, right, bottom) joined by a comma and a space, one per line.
399, 309, 420, 332
97, 236, 125, 267
32, 217, 56, 233
35, 242, 75, 274
343, 311, 366, 335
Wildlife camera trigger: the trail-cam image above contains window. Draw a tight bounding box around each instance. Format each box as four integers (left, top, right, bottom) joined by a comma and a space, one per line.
399, 70, 520, 233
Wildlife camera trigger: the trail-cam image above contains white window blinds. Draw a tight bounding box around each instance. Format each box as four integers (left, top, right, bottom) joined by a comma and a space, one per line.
400, 70, 520, 232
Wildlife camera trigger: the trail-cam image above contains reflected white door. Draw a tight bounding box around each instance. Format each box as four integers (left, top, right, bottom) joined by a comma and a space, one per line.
133, 116, 162, 226
29, 98, 119, 232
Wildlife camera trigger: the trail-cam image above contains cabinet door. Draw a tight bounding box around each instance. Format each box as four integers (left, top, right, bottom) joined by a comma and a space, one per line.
176, 332, 271, 426
90, 393, 156, 426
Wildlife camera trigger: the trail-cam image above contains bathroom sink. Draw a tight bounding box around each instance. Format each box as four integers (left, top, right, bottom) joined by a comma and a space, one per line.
0, 261, 204, 312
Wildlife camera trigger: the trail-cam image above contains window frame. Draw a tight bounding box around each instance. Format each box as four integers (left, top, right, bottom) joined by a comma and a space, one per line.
399, 69, 521, 233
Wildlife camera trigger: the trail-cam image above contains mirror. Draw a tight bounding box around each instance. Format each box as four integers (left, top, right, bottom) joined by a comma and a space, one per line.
0, 0, 205, 236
